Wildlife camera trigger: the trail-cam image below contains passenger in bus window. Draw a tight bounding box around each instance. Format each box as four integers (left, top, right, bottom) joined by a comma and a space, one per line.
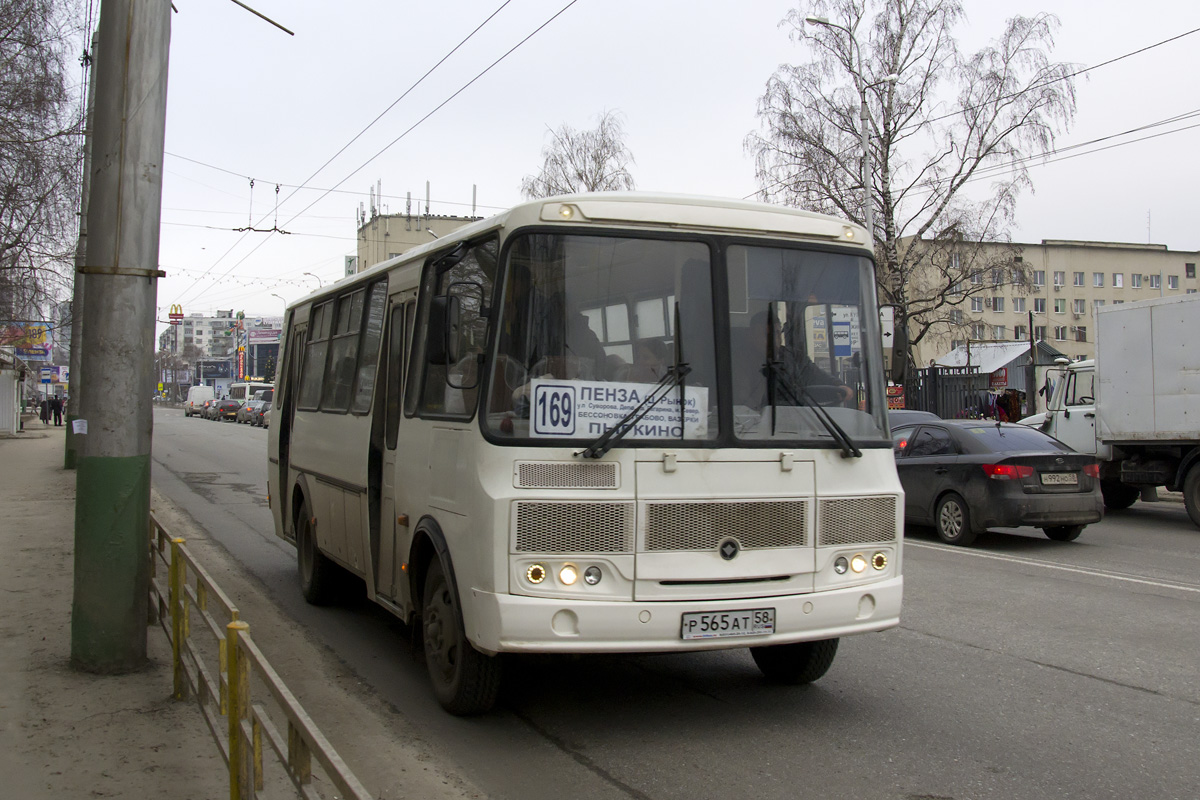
628, 338, 668, 383
733, 310, 853, 407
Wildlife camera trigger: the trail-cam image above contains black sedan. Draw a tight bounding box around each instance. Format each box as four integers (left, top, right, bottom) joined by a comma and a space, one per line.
892, 420, 1102, 545
210, 398, 242, 421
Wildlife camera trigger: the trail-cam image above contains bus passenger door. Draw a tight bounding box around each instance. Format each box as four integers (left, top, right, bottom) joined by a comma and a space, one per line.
374, 301, 409, 605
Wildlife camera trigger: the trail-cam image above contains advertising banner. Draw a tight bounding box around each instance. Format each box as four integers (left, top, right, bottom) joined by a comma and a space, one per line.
1, 321, 54, 361
247, 328, 281, 345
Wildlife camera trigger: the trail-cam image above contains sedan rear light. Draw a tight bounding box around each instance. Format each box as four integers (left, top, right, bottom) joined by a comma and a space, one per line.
982, 464, 1034, 480
1083, 463, 1100, 478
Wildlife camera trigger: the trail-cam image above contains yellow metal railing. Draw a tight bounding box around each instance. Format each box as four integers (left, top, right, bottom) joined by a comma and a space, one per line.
149, 513, 372, 800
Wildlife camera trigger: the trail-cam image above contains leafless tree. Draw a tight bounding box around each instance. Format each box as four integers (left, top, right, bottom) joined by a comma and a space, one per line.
748, 0, 1077, 376
521, 110, 636, 199
0, 0, 83, 322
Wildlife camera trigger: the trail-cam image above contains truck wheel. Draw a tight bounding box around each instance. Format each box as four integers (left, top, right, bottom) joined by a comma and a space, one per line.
751, 639, 839, 684
1185, 466, 1200, 529
1042, 525, 1084, 541
297, 498, 339, 605
422, 559, 502, 715
1101, 481, 1139, 511
935, 493, 978, 546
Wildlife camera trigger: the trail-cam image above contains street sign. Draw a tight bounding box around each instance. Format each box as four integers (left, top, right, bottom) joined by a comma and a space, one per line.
40, 367, 54, 384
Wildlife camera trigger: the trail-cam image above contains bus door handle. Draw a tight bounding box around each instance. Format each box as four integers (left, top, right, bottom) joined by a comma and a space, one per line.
934, 467, 949, 474
1084, 412, 1095, 419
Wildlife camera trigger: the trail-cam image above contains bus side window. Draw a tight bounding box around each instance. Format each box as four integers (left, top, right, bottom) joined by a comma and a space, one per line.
385, 304, 405, 449
350, 281, 388, 414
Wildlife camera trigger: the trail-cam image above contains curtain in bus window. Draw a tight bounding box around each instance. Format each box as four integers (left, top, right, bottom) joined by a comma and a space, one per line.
321, 289, 366, 412
350, 281, 388, 414
298, 301, 333, 410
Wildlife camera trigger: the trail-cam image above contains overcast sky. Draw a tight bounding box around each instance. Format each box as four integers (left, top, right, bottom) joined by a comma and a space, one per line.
151, 0, 1200, 334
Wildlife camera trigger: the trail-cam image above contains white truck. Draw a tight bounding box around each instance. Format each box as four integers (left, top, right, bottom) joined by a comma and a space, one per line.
1020, 294, 1200, 528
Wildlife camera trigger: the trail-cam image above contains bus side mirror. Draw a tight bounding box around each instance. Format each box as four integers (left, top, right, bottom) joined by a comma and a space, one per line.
426, 295, 461, 365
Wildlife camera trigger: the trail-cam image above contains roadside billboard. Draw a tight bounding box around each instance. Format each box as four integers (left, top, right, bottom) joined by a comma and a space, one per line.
247, 328, 281, 345
0, 321, 54, 361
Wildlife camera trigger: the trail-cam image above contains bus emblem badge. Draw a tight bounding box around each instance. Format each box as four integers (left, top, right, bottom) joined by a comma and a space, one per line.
719, 539, 739, 560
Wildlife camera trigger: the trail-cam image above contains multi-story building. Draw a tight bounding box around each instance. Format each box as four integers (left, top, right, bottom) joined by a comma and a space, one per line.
911, 239, 1199, 366
158, 310, 237, 359
356, 206, 481, 270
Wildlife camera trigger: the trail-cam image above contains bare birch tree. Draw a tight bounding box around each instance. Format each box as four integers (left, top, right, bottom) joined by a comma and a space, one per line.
521, 110, 636, 199
748, 0, 1077, 377
0, 0, 82, 322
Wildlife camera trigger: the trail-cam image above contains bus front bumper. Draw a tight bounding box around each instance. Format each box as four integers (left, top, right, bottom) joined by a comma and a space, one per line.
466, 576, 902, 655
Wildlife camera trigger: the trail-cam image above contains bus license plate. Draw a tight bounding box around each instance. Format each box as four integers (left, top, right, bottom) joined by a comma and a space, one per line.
680, 608, 775, 640
1041, 472, 1078, 485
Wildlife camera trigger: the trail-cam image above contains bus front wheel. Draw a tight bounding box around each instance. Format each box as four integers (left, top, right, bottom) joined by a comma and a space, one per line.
422, 559, 502, 715
750, 638, 839, 684
297, 498, 339, 605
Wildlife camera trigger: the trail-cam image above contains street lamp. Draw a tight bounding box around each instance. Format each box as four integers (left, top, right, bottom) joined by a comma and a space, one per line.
804, 16, 897, 241
302, 271, 323, 288
271, 292, 287, 305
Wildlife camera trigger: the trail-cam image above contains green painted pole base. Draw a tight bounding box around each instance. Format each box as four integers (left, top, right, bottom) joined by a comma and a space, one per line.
71, 454, 150, 673
64, 414, 79, 469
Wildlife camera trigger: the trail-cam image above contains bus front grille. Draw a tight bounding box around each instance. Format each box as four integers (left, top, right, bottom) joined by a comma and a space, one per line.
513, 501, 635, 553
641, 500, 808, 552
817, 497, 898, 546
514, 461, 619, 489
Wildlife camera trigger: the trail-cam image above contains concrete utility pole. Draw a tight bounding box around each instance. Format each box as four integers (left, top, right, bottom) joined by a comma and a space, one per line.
65, 32, 100, 470
71, 0, 171, 673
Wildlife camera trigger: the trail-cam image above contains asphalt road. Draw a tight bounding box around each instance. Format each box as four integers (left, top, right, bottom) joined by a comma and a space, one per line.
151, 407, 1200, 800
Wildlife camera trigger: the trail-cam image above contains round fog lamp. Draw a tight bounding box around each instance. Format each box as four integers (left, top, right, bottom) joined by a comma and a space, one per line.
583, 566, 602, 585
872, 552, 888, 570
850, 554, 868, 574
559, 564, 579, 585
526, 563, 547, 584
833, 556, 849, 574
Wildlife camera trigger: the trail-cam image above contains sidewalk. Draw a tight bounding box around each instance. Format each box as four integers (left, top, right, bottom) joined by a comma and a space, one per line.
0, 428, 481, 799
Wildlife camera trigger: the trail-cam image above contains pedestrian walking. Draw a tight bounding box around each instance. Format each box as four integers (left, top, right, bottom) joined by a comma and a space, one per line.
39, 398, 50, 425
51, 396, 63, 426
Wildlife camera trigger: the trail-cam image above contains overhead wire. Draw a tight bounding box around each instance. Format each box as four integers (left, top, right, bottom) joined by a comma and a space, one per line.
178, 0, 583, 308
169, 0, 519, 306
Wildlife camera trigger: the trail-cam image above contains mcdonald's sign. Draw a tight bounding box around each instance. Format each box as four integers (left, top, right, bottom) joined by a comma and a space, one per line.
168, 304, 184, 325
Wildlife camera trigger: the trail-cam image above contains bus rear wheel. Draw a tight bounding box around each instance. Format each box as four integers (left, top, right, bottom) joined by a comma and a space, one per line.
297, 498, 339, 605
750, 638, 839, 684
422, 559, 502, 715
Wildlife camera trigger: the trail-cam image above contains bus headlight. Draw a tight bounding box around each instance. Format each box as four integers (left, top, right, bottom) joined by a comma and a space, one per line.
583, 566, 602, 585
850, 554, 868, 573
872, 552, 888, 570
526, 564, 547, 584
559, 564, 579, 586
833, 557, 849, 574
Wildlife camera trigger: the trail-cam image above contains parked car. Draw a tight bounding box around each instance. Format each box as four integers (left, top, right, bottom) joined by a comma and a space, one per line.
237, 397, 263, 424
892, 420, 1103, 546
251, 389, 273, 427
888, 409, 939, 427
260, 406, 271, 429
211, 398, 242, 421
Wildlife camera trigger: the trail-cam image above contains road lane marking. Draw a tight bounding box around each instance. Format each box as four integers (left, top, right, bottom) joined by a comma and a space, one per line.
905, 540, 1200, 594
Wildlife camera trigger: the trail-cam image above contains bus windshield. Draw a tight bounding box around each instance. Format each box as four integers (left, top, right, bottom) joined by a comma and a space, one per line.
483, 232, 887, 446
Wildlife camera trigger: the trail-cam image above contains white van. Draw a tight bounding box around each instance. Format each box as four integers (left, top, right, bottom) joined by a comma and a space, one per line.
184, 385, 215, 417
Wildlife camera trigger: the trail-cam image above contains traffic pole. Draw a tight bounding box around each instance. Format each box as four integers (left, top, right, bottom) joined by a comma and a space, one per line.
65, 31, 99, 469
71, 0, 171, 673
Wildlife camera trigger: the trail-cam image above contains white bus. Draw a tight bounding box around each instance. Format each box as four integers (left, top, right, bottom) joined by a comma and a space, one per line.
267, 193, 903, 714
228, 381, 273, 403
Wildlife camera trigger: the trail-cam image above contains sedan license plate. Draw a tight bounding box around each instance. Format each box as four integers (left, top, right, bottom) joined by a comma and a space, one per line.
1041, 472, 1078, 485
680, 608, 775, 640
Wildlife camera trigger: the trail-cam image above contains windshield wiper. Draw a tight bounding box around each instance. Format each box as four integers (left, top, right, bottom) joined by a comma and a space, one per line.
765, 361, 863, 459
575, 362, 692, 459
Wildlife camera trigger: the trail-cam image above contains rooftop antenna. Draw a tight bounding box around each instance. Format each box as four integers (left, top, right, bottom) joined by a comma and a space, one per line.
472, 184, 477, 218
426, 181, 431, 217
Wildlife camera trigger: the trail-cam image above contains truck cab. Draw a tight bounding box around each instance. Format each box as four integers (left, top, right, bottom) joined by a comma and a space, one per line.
1028, 358, 1109, 460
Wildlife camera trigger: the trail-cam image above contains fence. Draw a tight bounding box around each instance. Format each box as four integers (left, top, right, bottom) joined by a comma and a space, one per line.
149, 514, 372, 800
904, 365, 990, 419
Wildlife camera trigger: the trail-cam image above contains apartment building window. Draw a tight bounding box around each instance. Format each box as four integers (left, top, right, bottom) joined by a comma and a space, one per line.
1149, 274, 1161, 290
1012, 297, 1025, 313
1033, 298, 1046, 313
1113, 273, 1123, 287
1073, 299, 1086, 314
1053, 271, 1065, 287
1075, 326, 1087, 343
949, 280, 965, 296
1113, 299, 1124, 304
1186, 263, 1196, 279
1131, 274, 1142, 288
1093, 272, 1104, 287
992, 297, 1004, 312
1054, 326, 1067, 340
950, 339, 964, 351
1073, 271, 1084, 287
971, 323, 986, 339
1034, 325, 1047, 341
991, 268, 1003, 285
970, 270, 982, 285
949, 309, 963, 324
1014, 324, 1027, 340
950, 253, 962, 270
1188, 289, 1197, 294
992, 325, 1006, 339
1168, 275, 1179, 290
1054, 299, 1066, 313
1032, 270, 1045, 286
971, 297, 984, 312
1093, 299, 1105, 312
